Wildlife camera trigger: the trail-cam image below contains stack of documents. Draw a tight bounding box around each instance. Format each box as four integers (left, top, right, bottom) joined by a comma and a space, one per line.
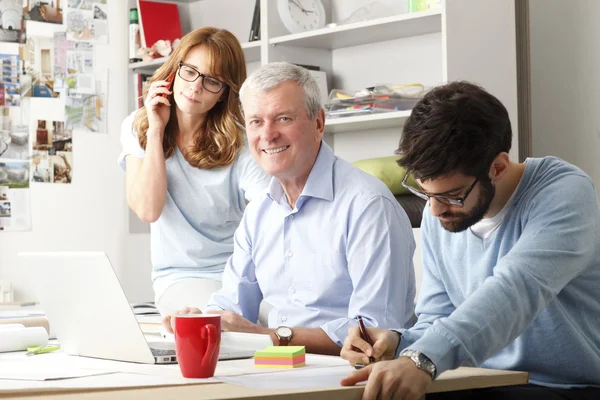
254, 346, 306, 368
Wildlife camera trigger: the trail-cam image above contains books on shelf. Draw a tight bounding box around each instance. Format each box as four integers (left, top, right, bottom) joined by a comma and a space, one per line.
137, 0, 183, 48
133, 73, 152, 109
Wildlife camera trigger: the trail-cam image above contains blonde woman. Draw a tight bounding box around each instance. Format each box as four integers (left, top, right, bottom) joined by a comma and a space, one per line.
119, 28, 269, 315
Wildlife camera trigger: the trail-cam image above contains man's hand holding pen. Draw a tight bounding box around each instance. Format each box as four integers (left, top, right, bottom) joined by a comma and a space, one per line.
340, 325, 433, 400
341, 325, 401, 366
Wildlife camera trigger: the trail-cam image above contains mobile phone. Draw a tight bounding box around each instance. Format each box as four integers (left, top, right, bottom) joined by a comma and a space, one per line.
161, 73, 175, 98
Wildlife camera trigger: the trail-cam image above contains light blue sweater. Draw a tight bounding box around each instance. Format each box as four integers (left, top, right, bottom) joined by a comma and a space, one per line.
398, 157, 600, 388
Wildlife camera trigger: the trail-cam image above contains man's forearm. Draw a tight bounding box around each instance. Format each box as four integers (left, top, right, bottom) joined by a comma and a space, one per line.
267, 327, 341, 356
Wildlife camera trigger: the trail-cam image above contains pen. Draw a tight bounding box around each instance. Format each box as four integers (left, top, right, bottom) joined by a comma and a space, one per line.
25, 345, 60, 356
357, 315, 376, 364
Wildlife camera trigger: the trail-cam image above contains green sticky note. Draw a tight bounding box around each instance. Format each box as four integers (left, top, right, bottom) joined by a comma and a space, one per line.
254, 346, 306, 357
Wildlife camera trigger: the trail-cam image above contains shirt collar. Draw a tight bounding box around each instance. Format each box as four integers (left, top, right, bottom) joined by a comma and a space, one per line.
266, 142, 335, 207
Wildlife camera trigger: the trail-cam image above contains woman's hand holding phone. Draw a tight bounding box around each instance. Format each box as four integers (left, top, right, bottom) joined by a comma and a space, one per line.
146, 73, 175, 135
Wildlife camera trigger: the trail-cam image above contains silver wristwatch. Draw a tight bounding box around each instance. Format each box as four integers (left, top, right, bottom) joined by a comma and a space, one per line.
399, 349, 437, 379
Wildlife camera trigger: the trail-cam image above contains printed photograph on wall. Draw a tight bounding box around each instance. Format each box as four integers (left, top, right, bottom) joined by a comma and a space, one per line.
51, 150, 71, 183
30, 120, 72, 184
0, 106, 29, 160
0, 181, 31, 231
19, 35, 58, 98
68, 0, 95, 10
0, 200, 11, 218
65, 68, 107, 134
23, 0, 63, 25
0, 54, 20, 106
0, 0, 23, 43
52, 31, 71, 92
32, 119, 72, 152
0, 160, 29, 188
0, 185, 8, 200
31, 150, 52, 182
66, 0, 108, 43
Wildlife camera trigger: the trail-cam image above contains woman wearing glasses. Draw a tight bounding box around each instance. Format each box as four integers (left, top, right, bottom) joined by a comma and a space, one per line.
119, 27, 269, 315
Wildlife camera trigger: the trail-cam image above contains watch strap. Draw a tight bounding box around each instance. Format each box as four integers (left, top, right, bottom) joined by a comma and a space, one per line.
278, 336, 289, 346
400, 349, 437, 379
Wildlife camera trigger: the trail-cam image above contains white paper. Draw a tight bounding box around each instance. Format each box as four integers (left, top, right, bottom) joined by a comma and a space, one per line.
221, 332, 273, 350
0, 186, 31, 232
218, 365, 364, 390
0, 362, 113, 381
0, 371, 216, 394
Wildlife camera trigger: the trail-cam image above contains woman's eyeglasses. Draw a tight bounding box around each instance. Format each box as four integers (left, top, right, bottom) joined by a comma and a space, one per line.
177, 62, 227, 94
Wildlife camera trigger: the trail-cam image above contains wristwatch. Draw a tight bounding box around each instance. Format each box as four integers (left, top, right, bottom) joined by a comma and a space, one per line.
275, 326, 293, 346
399, 349, 437, 379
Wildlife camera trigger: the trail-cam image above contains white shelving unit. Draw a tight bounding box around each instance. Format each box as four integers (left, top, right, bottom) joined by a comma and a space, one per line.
324, 110, 412, 134
128, 0, 518, 157
127, 2, 447, 150
129, 40, 262, 73
268, 10, 442, 49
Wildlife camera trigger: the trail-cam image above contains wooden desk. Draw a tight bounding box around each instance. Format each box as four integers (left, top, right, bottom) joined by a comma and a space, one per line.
0, 367, 528, 400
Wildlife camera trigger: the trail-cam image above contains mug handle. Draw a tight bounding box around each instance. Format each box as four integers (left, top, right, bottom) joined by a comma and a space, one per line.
200, 324, 218, 367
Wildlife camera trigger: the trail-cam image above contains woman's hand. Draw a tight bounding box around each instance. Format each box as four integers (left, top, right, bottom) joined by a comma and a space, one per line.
145, 78, 173, 134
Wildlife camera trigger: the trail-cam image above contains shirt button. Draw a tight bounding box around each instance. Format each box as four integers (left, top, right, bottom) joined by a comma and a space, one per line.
282, 316, 287, 322
288, 251, 294, 258
289, 215, 294, 220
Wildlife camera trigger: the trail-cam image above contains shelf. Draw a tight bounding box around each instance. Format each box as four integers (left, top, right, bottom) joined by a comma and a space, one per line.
128, 41, 262, 72
241, 41, 261, 63
324, 110, 411, 134
269, 10, 441, 50
129, 58, 166, 73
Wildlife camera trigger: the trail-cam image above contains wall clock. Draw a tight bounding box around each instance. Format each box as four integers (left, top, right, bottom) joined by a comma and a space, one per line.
277, 0, 326, 34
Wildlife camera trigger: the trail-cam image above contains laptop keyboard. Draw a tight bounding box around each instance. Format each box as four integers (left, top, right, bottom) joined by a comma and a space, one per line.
150, 346, 176, 356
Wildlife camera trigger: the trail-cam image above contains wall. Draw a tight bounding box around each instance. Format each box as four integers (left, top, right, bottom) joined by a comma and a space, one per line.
529, 0, 600, 187
443, 0, 519, 161
0, 2, 154, 302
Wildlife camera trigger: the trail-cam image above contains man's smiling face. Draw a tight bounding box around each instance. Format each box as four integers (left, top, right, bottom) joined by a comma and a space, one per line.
242, 81, 323, 181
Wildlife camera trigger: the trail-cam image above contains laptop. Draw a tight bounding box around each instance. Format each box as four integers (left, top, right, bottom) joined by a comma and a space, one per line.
20, 251, 262, 364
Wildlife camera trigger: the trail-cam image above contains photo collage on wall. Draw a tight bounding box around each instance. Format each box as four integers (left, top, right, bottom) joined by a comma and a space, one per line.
0, 0, 109, 232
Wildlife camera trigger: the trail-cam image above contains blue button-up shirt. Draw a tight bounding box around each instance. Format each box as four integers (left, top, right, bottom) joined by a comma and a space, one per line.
206, 143, 416, 346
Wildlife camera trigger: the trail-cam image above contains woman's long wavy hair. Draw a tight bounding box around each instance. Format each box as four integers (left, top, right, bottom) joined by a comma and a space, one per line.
133, 27, 246, 169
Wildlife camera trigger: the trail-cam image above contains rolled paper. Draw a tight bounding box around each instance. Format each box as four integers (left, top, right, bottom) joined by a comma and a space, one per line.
0, 326, 48, 353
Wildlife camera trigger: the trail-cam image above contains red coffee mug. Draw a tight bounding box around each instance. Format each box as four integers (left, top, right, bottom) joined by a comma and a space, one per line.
174, 314, 221, 378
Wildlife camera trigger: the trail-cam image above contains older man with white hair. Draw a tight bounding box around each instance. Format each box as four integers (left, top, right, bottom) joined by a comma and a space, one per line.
163, 62, 416, 355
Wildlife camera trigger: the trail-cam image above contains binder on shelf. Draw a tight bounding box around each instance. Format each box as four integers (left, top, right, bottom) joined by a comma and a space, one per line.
248, 0, 260, 42
137, 0, 183, 48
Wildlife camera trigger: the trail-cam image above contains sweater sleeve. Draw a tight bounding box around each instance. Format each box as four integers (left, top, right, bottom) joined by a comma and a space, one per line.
396, 209, 455, 355
405, 174, 598, 375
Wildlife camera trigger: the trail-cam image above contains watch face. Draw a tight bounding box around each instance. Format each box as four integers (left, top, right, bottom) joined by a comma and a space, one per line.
277, 326, 292, 338
277, 0, 326, 34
